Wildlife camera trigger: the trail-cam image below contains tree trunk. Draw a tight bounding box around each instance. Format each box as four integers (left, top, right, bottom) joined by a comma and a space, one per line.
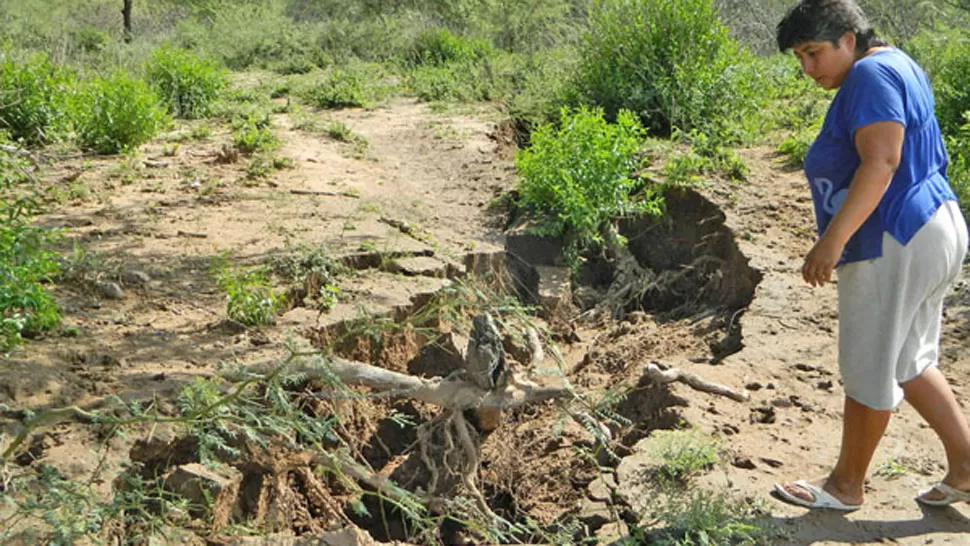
122, 0, 133, 43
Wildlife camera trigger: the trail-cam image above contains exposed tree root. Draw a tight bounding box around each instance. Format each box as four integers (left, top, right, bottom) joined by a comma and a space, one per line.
644, 362, 749, 402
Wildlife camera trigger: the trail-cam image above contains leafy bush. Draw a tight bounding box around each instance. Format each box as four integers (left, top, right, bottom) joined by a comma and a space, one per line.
0, 54, 73, 145
0, 143, 61, 352
146, 46, 228, 119
409, 63, 488, 102
73, 73, 168, 154
515, 106, 663, 257
404, 28, 492, 67
573, 0, 759, 140
907, 28, 970, 136
506, 47, 581, 131
947, 113, 970, 218
302, 66, 371, 109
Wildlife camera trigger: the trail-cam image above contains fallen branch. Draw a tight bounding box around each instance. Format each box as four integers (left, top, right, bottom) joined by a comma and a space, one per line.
289, 189, 358, 198
644, 362, 749, 402
244, 356, 570, 410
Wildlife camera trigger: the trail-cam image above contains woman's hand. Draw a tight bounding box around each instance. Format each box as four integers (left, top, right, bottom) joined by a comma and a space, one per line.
802, 235, 845, 287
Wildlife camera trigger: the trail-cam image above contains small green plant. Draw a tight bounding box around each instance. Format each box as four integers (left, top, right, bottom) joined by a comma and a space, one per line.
0, 145, 61, 352
776, 130, 814, 168
326, 121, 356, 142
0, 53, 73, 145
73, 73, 169, 154
190, 123, 213, 140
874, 457, 909, 480
266, 245, 345, 311
647, 429, 719, 484
146, 46, 228, 119
638, 489, 777, 546
213, 257, 281, 326
271, 156, 294, 169
515, 106, 663, 260
231, 111, 279, 154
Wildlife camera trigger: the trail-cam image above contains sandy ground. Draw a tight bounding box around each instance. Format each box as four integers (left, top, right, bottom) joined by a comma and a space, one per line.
2, 85, 969, 545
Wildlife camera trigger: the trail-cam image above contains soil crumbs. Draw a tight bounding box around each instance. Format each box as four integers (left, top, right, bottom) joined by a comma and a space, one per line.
1, 90, 969, 546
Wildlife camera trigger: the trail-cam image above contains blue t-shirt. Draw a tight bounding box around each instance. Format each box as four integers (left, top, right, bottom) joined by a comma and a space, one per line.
803, 48, 957, 264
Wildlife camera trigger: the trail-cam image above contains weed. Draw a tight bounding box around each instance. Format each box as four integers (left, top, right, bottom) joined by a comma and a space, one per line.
874, 456, 909, 480
190, 123, 212, 140
212, 256, 282, 326
646, 429, 719, 484
231, 111, 279, 155
271, 156, 295, 169
326, 121, 357, 142
266, 244, 345, 311
636, 489, 778, 546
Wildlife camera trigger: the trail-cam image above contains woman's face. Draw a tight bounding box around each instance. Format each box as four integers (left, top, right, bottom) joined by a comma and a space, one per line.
792, 32, 857, 90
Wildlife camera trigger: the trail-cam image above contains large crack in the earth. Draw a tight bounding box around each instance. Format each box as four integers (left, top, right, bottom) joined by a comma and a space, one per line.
113, 186, 762, 544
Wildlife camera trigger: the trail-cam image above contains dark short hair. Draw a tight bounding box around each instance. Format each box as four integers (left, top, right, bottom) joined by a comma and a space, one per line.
777, 0, 887, 53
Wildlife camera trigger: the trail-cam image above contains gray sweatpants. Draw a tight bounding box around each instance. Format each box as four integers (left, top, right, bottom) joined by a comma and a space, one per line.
837, 200, 968, 410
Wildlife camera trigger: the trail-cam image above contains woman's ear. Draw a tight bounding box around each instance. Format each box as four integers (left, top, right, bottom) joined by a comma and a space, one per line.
839, 31, 857, 52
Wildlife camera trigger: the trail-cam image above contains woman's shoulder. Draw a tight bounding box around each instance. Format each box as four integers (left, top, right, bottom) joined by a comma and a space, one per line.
846, 49, 911, 88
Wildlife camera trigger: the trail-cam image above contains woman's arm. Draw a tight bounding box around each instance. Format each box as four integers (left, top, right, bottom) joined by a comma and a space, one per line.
801, 120, 904, 286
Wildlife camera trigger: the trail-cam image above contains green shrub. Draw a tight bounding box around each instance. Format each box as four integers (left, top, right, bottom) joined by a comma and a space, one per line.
907, 28, 970, 136
409, 62, 488, 102
146, 46, 228, 119
0, 54, 73, 145
74, 73, 168, 154
947, 113, 970, 218
405, 28, 492, 67
506, 47, 581, 131
175, 5, 315, 71
573, 0, 759, 140
302, 67, 370, 109
0, 143, 61, 352
515, 106, 662, 258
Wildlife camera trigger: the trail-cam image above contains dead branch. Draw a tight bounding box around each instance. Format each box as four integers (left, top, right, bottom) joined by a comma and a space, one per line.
245, 356, 570, 410
289, 189, 358, 198
644, 362, 749, 402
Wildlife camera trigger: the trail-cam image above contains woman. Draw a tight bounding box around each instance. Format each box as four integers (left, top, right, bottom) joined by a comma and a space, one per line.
773, 0, 970, 510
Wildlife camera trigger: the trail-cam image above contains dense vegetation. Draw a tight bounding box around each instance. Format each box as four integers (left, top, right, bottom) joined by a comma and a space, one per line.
1, 0, 969, 543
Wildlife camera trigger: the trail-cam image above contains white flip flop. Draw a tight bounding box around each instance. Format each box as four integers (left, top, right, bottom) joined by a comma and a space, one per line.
773, 480, 862, 512
916, 482, 970, 507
